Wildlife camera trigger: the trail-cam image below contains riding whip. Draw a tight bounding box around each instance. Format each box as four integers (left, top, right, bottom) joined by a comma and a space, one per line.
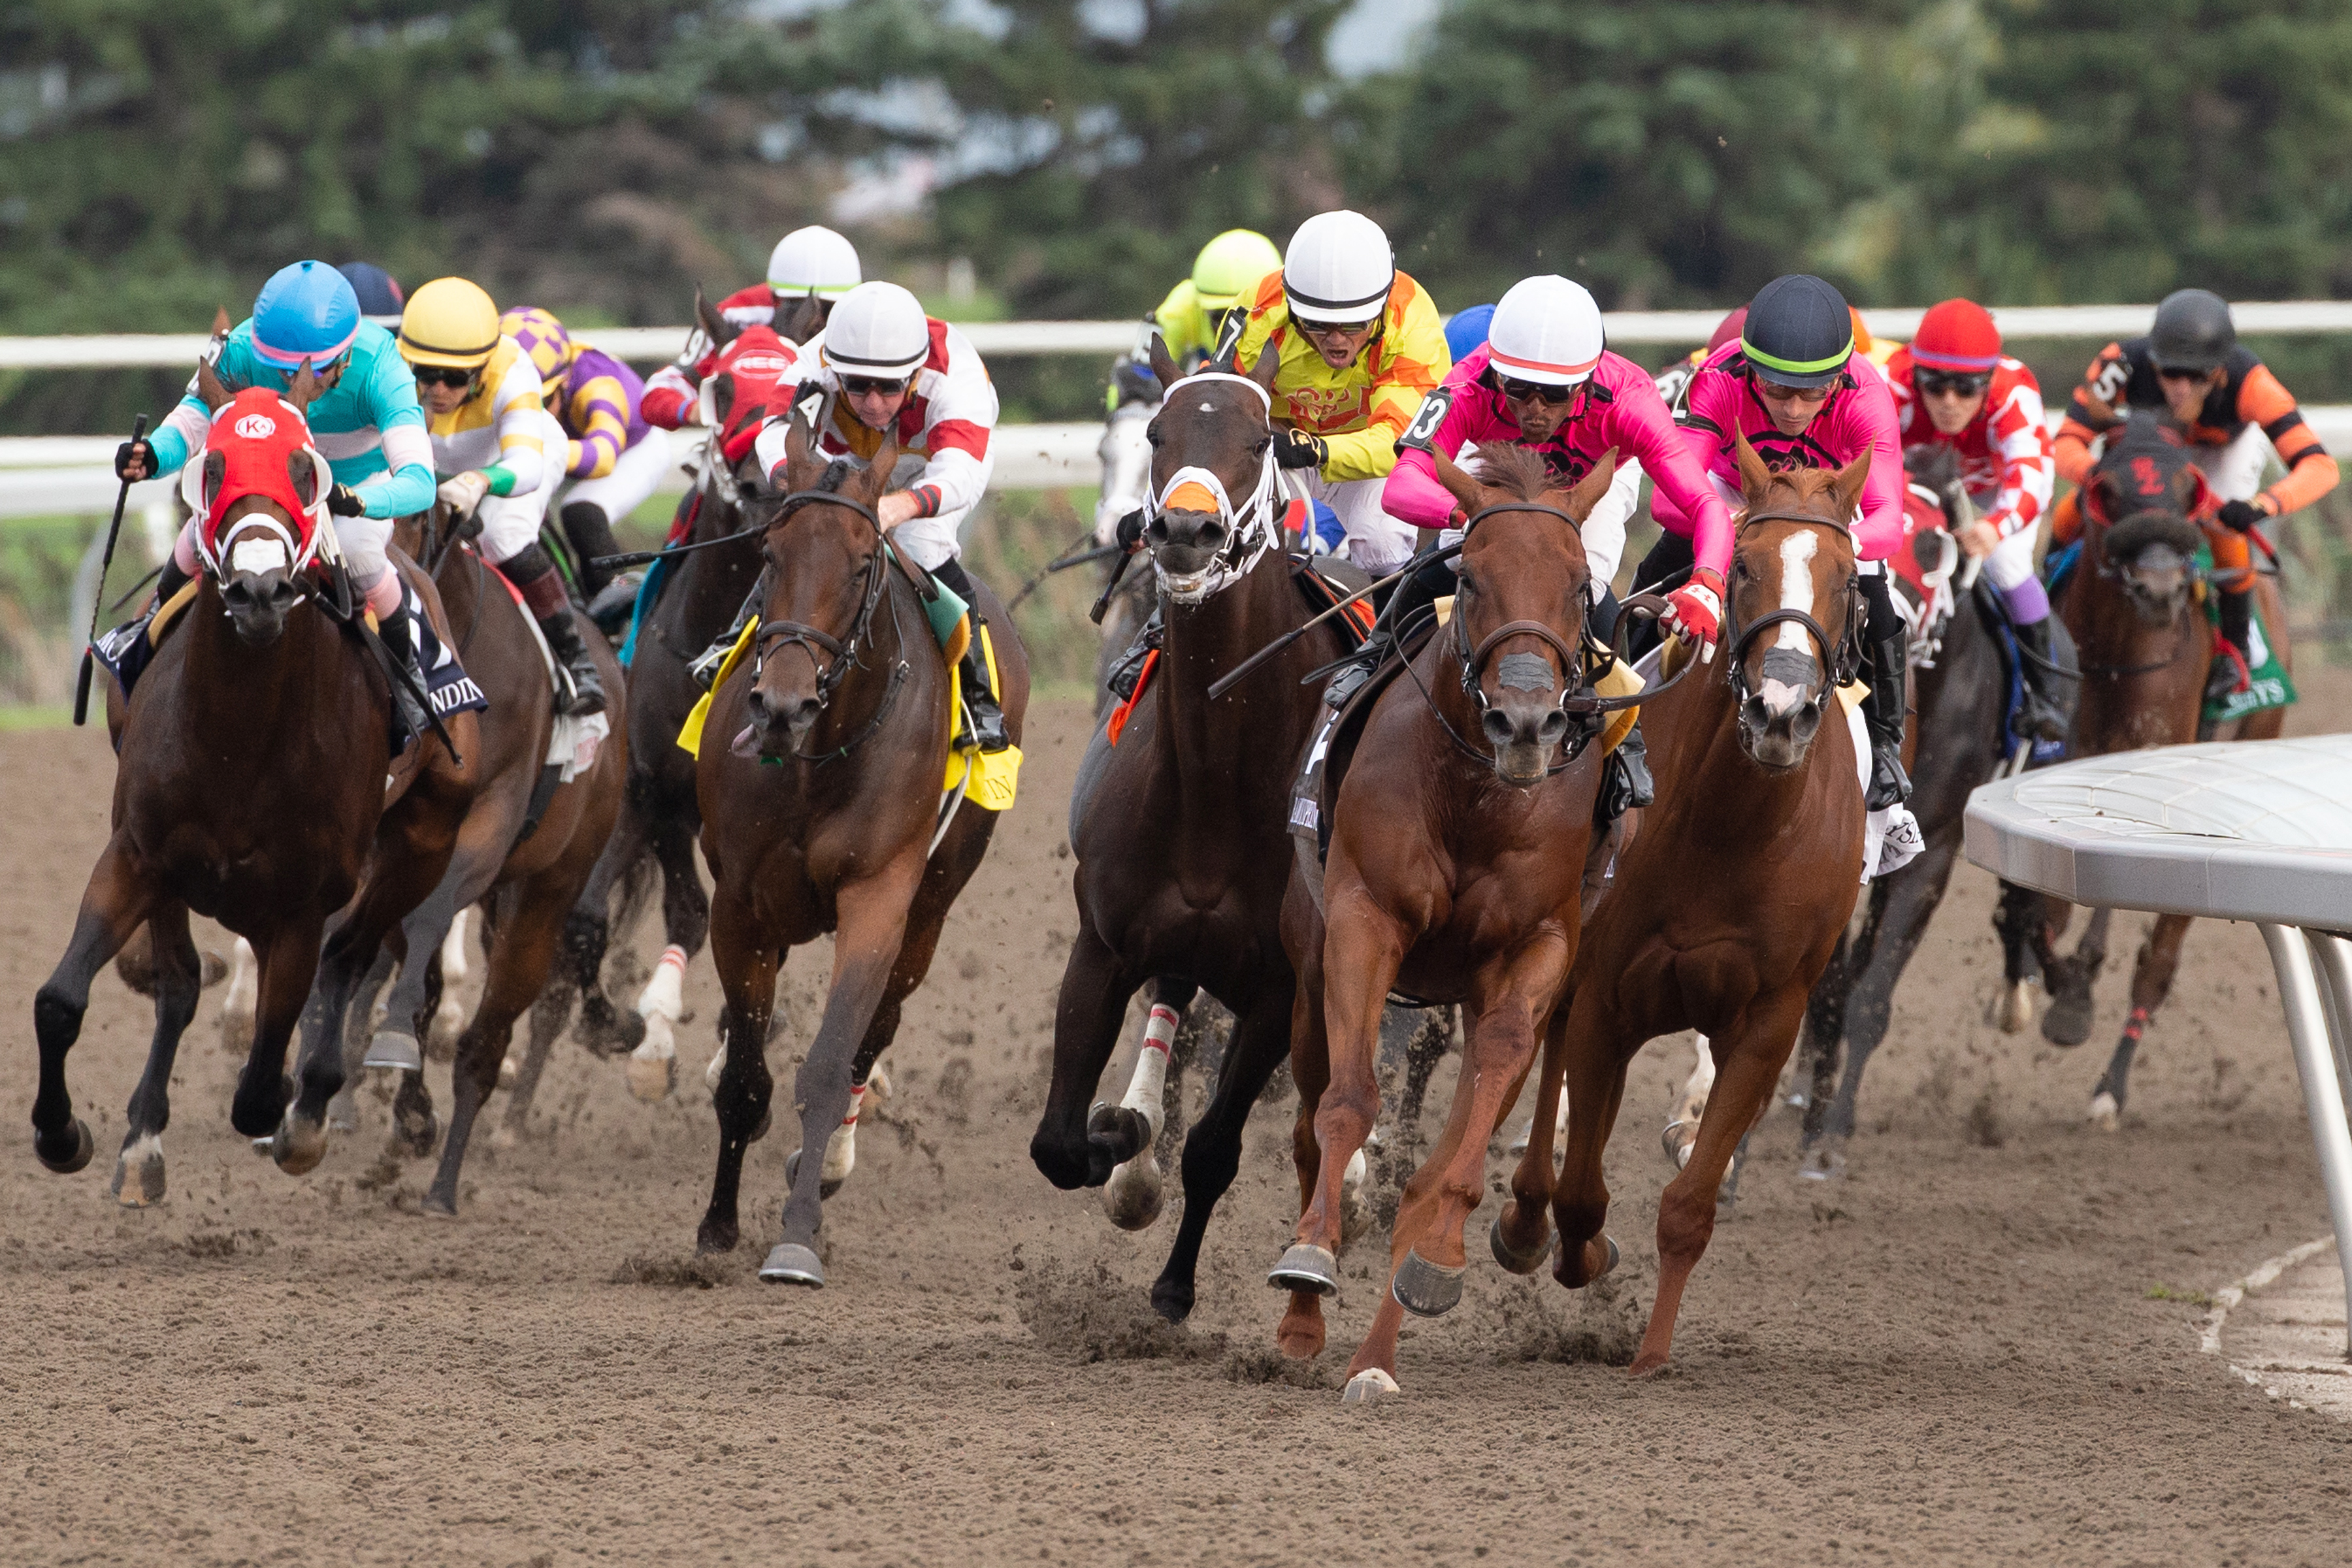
73, 412, 148, 727
1009, 536, 1121, 612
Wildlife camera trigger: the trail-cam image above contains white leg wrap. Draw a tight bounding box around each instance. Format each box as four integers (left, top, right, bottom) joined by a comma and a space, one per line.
636, 945, 687, 1023
1117, 1004, 1180, 1141
440, 907, 471, 985
822, 1083, 866, 1183
220, 937, 258, 1028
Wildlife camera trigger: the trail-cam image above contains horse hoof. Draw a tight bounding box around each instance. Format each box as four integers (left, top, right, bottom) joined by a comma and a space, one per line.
1102, 1152, 1165, 1232
2042, 997, 2094, 1049
758, 1243, 825, 1288
1489, 1210, 1551, 1276
365, 1030, 423, 1073
270, 1116, 327, 1177
111, 1135, 166, 1207
783, 1149, 844, 1201
1558, 1234, 1622, 1290
1996, 979, 2038, 1034
1797, 1143, 1848, 1182
625, 1039, 676, 1104
1338, 1149, 1373, 1248
1267, 1243, 1341, 1297
1340, 1368, 1400, 1405
1391, 1249, 1465, 1318
419, 1191, 458, 1219
1148, 1278, 1194, 1325
34, 1118, 95, 1175
1660, 1119, 1696, 1171
497, 1054, 519, 1091
2087, 1090, 2120, 1131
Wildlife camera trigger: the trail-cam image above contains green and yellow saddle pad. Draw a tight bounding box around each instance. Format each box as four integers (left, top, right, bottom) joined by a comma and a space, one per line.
2196, 544, 2295, 727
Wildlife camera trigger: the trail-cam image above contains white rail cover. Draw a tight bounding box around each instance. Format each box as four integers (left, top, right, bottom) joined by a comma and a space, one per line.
1965, 737, 2352, 1352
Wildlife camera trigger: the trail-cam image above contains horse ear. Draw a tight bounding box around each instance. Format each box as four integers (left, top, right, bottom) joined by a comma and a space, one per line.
210, 305, 232, 338
1148, 332, 1181, 391
863, 428, 901, 503
1431, 449, 1485, 514
1563, 447, 1618, 521
1829, 448, 1873, 521
286, 449, 319, 508
1732, 431, 1773, 503
1246, 343, 1281, 397
202, 449, 226, 511
777, 293, 825, 348
710, 374, 736, 430
283, 357, 322, 415
195, 355, 237, 413
695, 287, 738, 351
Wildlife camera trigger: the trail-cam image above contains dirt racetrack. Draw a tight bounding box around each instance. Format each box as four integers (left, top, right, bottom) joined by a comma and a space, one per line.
6, 676, 2352, 1567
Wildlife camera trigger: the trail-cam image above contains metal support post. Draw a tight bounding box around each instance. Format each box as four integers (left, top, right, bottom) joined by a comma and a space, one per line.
2260, 923, 2352, 1359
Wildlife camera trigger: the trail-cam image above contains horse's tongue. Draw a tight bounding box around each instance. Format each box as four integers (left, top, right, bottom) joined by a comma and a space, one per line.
729, 724, 761, 760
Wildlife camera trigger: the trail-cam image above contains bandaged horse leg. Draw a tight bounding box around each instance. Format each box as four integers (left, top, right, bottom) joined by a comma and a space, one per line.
218, 935, 259, 1056
433, 906, 473, 1053
1101, 994, 1184, 1230
1663, 1034, 1715, 1169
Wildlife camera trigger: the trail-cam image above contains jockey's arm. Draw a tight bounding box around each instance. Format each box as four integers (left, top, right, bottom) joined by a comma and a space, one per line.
640, 323, 715, 430
1847, 378, 1909, 563
2235, 362, 2340, 517
469, 353, 549, 497
1968, 377, 2056, 551
2053, 341, 2129, 487
877, 355, 997, 529
564, 373, 633, 480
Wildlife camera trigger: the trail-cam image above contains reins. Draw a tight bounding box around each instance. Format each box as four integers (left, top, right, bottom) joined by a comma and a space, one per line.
2073, 512, 2199, 679
1719, 508, 1868, 713
749, 487, 917, 764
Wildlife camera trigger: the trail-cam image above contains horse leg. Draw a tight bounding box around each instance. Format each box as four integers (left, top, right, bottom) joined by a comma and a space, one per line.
1631, 992, 1807, 1377
2089, 913, 2195, 1128
424, 880, 571, 1215
232, 922, 326, 1139
760, 858, 926, 1287
430, 907, 472, 1056
1278, 924, 1333, 1361
111, 902, 200, 1205
31, 839, 155, 1172
1993, 881, 2053, 1034
1148, 986, 1296, 1326
1030, 921, 1145, 1191
1100, 980, 1194, 1232
329, 945, 399, 1132
1795, 928, 1855, 1139
1662, 1035, 1715, 1171
217, 935, 259, 1056
696, 885, 776, 1256
1497, 997, 1575, 1271
1814, 825, 1966, 1169
2042, 902, 2111, 1049
497, 981, 575, 1143
570, 807, 651, 1057
634, 809, 709, 1102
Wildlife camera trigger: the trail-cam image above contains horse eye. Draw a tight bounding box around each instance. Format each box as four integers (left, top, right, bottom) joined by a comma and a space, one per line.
1146, 425, 1164, 447
1252, 436, 1271, 455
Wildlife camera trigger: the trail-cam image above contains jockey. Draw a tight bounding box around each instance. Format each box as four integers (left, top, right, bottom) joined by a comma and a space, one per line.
1105, 229, 1284, 412
736, 280, 1011, 752
115, 259, 438, 721
1639, 273, 1914, 808
397, 277, 605, 716
640, 225, 859, 431
2053, 287, 2338, 698
1377, 274, 1738, 814
1886, 299, 2065, 742
336, 262, 406, 327
500, 306, 672, 604
1221, 209, 1451, 577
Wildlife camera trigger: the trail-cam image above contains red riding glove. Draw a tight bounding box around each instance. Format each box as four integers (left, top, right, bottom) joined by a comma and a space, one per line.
1661, 566, 1725, 651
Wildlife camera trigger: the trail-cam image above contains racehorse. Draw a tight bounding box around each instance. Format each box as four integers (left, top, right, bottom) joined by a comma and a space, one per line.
1499, 435, 1870, 1378
1793, 449, 2076, 1173
338, 498, 628, 1213
1034, 337, 1375, 1323
692, 412, 1030, 1286
563, 293, 824, 1098
31, 360, 476, 1200
1995, 414, 2294, 1125
1269, 443, 1622, 1398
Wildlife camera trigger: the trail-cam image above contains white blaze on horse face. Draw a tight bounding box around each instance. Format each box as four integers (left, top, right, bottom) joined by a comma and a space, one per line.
1756, 531, 1820, 718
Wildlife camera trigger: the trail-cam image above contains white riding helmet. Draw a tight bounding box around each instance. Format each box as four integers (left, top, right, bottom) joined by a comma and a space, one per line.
1282, 210, 1394, 326
1487, 275, 1606, 386
767, 225, 862, 300
819, 282, 932, 380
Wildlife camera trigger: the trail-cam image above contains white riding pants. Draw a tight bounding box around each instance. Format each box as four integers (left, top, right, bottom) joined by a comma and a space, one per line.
559, 427, 673, 527
1982, 524, 2040, 591
1299, 469, 1415, 576
2185, 424, 2270, 504
470, 412, 566, 565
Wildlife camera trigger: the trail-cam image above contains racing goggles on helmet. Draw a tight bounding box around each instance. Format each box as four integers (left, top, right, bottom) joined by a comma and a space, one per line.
413, 365, 476, 390
1496, 375, 1578, 406
1916, 369, 1992, 399
839, 373, 910, 398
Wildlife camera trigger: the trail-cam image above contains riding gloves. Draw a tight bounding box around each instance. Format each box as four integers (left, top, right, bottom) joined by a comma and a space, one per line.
1275, 429, 1328, 471
2216, 499, 2267, 534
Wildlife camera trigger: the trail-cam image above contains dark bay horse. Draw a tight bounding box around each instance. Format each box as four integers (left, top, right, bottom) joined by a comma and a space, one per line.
1501, 436, 1870, 1378
1033, 338, 1372, 1324
1271, 444, 1620, 1399
34, 362, 476, 1201
1996, 415, 2294, 1125
564, 295, 825, 1098
340, 500, 628, 1213
693, 415, 1030, 1285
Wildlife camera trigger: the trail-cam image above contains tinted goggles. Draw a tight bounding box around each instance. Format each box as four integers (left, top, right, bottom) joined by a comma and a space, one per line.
1497, 376, 1577, 406
412, 365, 476, 390
840, 374, 911, 399
1916, 370, 1993, 399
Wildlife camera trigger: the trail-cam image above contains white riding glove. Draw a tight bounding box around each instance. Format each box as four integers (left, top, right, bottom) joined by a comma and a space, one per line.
437, 470, 491, 519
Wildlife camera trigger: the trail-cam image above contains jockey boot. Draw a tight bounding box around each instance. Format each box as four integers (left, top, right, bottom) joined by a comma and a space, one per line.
374, 596, 433, 745
561, 501, 622, 597
148, 555, 194, 617
585, 574, 641, 639
1105, 604, 1164, 702
693, 573, 765, 692
1325, 553, 1451, 711
2008, 617, 2071, 743
2206, 585, 2255, 704
1862, 627, 1913, 810
536, 609, 607, 717
931, 556, 1010, 753
1593, 718, 1655, 828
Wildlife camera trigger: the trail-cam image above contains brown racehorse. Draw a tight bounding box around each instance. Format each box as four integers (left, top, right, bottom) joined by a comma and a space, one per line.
1500, 435, 1871, 1379
336, 501, 628, 1213
1994, 413, 2293, 1124
1034, 338, 1373, 1323
565, 293, 826, 1097
33, 360, 476, 1200
693, 413, 1030, 1285
1270, 445, 1620, 1398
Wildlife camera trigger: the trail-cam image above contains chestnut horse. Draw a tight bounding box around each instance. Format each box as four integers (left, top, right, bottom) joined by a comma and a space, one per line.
1270, 444, 1622, 1399
1995, 414, 2293, 1124
337, 500, 628, 1212
1034, 338, 1375, 1323
693, 415, 1030, 1285
564, 294, 826, 1097
32, 361, 476, 1200
1501, 436, 1871, 1378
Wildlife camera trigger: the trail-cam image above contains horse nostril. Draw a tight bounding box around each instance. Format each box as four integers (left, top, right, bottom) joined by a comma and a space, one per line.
1537, 711, 1569, 745
1482, 710, 1515, 746
1144, 517, 1170, 546
1198, 522, 1227, 551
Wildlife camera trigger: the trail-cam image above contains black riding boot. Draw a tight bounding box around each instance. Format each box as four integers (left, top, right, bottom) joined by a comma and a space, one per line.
1105, 604, 1163, 702
374, 592, 433, 744
149, 555, 194, 615
560, 500, 623, 597
1594, 719, 1655, 826
1862, 627, 1912, 809
1324, 553, 1452, 710
2008, 617, 2070, 743
931, 557, 1009, 753
538, 609, 607, 717
692, 571, 766, 692
2206, 586, 2255, 703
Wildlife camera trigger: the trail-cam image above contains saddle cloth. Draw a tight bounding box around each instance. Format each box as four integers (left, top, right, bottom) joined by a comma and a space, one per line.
478, 555, 608, 781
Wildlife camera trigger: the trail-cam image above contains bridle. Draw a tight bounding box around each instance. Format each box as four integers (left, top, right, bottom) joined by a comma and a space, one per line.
750, 486, 913, 762
1143, 370, 1281, 604
1720, 508, 1867, 728
1403, 498, 1665, 776
2077, 505, 2199, 679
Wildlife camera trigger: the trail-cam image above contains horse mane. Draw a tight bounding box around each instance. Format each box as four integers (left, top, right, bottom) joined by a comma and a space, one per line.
817, 458, 851, 493
1467, 444, 1555, 502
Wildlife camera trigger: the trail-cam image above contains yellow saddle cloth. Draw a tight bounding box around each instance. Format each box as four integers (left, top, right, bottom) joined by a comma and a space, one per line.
678, 612, 1022, 814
